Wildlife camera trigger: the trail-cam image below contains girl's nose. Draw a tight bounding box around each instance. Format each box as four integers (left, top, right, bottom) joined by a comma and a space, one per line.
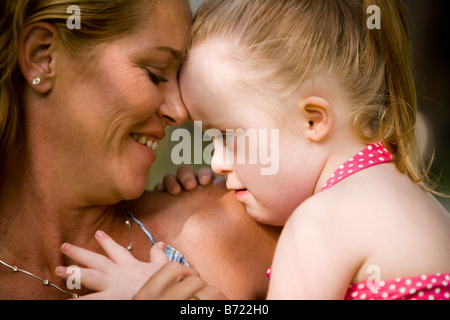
211, 146, 234, 176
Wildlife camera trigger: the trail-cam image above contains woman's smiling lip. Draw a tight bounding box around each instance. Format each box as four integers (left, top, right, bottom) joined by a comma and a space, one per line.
130, 130, 165, 152
131, 133, 160, 151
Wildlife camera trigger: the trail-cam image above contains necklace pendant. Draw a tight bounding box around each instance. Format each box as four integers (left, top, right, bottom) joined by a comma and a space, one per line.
125, 217, 133, 252
43, 279, 49, 286
12, 266, 18, 272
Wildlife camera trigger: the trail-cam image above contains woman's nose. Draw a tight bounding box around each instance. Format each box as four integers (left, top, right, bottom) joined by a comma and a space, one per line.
157, 85, 189, 127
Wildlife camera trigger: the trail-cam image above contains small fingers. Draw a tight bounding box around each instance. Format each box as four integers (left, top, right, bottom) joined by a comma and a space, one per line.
176, 165, 198, 191
159, 275, 208, 300
94, 230, 134, 264
161, 166, 215, 195
163, 173, 182, 195
55, 266, 107, 292
195, 167, 215, 186
150, 242, 169, 265
61, 242, 114, 272
133, 262, 199, 300
191, 285, 228, 300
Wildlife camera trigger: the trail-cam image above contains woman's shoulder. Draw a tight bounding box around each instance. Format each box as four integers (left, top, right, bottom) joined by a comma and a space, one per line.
123, 180, 281, 299
124, 179, 238, 224
126, 180, 280, 246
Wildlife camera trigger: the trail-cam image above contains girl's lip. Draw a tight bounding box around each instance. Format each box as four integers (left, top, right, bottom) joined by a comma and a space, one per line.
234, 189, 249, 201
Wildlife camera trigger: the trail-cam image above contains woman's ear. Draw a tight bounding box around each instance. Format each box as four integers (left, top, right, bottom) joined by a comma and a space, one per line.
18, 22, 59, 94
299, 96, 333, 142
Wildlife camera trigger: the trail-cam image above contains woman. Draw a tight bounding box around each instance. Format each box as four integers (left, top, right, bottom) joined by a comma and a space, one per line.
0, 0, 279, 299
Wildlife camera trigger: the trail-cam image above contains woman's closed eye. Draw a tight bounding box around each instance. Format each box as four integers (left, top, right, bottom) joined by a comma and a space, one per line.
147, 70, 168, 85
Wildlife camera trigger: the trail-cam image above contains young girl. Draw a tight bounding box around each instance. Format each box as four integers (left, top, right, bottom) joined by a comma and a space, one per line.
57, 0, 450, 300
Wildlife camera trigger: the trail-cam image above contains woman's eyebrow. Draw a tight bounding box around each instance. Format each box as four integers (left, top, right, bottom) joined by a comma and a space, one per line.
156, 46, 185, 60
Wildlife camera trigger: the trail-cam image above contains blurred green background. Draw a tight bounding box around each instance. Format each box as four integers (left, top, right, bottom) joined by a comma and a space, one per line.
148, 0, 450, 210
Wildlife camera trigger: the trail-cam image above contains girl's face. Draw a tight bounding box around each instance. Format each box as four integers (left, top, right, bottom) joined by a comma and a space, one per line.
180, 39, 323, 226
34, 0, 191, 205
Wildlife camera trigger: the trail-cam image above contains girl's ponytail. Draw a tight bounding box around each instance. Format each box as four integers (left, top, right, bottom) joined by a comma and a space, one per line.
362, 0, 436, 191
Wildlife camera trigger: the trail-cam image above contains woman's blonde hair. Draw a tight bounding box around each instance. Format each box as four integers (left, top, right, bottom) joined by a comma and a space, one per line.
189, 0, 439, 193
0, 0, 145, 176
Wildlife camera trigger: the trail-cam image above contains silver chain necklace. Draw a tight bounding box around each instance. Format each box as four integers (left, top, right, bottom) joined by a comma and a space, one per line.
0, 214, 133, 299
0, 258, 79, 298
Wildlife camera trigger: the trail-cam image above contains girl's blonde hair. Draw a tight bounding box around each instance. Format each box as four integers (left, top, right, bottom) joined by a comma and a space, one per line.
0, 0, 145, 176
189, 0, 438, 193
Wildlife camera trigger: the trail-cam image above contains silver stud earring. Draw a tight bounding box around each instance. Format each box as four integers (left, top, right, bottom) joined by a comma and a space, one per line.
32, 77, 41, 86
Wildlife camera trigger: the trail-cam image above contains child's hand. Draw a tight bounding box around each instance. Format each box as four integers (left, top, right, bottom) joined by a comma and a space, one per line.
154, 166, 217, 195
55, 230, 168, 300
133, 261, 228, 300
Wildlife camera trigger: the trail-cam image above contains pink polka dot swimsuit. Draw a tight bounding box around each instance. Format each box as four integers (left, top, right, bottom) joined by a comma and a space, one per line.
267, 143, 450, 300
320, 142, 393, 192
346, 273, 450, 300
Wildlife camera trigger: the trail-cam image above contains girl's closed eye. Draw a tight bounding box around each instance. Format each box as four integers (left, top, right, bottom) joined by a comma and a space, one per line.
211, 132, 235, 147
147, 70, 168, 85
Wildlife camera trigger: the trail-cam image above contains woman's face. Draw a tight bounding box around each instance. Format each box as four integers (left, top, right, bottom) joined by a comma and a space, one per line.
40, 0, 191, 204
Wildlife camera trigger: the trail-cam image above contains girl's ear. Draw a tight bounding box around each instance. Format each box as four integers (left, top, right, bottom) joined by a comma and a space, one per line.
18, 22, 59, 94
299, 96, 333, 143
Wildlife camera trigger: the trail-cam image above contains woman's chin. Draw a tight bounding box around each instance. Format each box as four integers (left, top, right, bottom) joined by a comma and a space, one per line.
114, 173, 149, 202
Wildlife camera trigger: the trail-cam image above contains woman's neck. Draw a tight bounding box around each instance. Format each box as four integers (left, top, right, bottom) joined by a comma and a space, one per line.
0, 155, 118, 278
0, 143, 143, 299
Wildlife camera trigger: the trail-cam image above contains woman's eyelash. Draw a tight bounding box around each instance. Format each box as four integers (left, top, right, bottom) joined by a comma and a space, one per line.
147, 71, 168, 85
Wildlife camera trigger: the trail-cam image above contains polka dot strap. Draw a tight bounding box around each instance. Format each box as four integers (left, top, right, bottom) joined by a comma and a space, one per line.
321, 143, 393, 192
346, 273, 450, 300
